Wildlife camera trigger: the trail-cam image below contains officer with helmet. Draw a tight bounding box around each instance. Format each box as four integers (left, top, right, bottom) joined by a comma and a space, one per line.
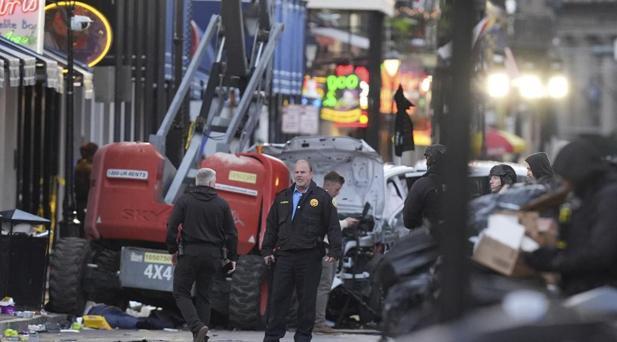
488, 164, 517, 193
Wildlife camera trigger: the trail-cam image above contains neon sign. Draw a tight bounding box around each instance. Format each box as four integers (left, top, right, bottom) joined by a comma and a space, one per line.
0, 0, 39, 16
44, 2, 113, 67
320, 64, 369, 126
322, 74, 360, 108
0, 0, 44, 52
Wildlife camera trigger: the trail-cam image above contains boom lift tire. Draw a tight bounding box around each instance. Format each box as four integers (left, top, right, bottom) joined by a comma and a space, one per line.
47, 238, 91, 315
229, 254, 268, 329
84, 245, 126, 309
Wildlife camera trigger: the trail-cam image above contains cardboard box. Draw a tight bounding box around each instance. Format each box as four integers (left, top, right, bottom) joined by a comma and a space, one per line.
473, 233, 520, 275
472, 213, 534, 277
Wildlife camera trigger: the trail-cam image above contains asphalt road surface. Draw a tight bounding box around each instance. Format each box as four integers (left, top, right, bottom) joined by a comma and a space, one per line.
37, 329, 382, 341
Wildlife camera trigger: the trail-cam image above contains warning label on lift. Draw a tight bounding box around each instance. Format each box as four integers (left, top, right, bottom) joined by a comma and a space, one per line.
144, 252, 173, 265
106, 169, 149, 181
228, 170, 257, 184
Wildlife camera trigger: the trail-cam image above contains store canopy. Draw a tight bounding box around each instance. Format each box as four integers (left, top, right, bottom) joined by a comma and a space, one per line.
306, 0, 395, 16
0, 40, 36, 87
0, 37, 63, 91
485, 128, 526, 156
0, 209, 50, 224
0, 50, 20, 87
43, 49, 94, 98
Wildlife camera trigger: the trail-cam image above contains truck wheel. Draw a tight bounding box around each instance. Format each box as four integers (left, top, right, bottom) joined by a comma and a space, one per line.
229, 255, 268, 329
47, 238, 91, 315
84, 246, 126, 309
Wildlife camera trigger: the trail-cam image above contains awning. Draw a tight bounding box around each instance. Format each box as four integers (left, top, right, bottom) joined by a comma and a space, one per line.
0, 37, 63, 91
0, 209, 50, 224
0, 42, 36, 86
306, 0, 395, 17
43, 49, 94, 99
0, 50, 21, 87
485, 128, 526, 156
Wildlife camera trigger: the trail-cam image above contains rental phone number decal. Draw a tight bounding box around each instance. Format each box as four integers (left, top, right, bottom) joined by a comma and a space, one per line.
106, 169, 149, 181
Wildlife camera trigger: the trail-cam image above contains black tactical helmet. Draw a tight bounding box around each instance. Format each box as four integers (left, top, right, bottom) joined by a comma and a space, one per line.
489, 164, 517, 185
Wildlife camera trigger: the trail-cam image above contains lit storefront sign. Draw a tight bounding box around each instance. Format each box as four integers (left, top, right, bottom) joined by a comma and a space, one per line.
0, 0, 45, 53
302, 75, 326, 107
44, 1, 112, 67
320, 64, 369, 127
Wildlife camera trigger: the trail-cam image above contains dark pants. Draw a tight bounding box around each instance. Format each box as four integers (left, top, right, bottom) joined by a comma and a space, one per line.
173, 254, 218, 335
264, 248, 323, 342
88, 305, 139, 329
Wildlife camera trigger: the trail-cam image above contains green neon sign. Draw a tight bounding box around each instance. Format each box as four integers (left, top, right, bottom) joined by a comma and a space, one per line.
3, 31, 34, 44
323, 74, 360, 108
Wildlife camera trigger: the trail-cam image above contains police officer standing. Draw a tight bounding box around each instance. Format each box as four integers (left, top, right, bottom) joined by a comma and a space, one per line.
262, 160, 342, 342
404, 144, 447, 231
166, 168, 238, 342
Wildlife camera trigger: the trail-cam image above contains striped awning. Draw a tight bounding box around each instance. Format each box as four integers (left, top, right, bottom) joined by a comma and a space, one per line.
0, 37, 63, 91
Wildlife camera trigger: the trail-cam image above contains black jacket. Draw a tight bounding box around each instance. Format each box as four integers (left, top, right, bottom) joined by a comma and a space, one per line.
74, 158, 92, 207
525, 152, 558, 190
403, 176, 443, 229
262, 180, 342, 259
404, 145, 446, 230
166, 186, 238, 261
525, 140, 617, 295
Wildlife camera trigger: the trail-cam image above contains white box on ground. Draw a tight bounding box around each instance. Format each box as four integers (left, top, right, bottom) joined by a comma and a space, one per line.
473, 213, 531, 276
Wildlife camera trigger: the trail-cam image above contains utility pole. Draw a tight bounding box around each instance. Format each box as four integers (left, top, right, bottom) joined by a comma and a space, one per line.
61, 0, 79, 237
366, 11, 384, 152
439, 0, 474, 322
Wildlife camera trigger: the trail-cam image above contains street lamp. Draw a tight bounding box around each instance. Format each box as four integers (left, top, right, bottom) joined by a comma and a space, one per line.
514, 74, 546, 100
51, 0, 81, 237
383, 51, 401, 114
383, 58, 401, 79
486, 72, 510, 98
420, 75, 432, 94
547, 75, 569, 99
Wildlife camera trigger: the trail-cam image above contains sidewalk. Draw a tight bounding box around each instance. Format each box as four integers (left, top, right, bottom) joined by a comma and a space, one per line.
0, 312, 68, 332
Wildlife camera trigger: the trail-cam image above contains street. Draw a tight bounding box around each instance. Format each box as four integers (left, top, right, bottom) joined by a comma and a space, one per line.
37, 329, 382, 341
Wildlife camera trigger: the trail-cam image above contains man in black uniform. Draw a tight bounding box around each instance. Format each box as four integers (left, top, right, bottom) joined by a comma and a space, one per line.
262, 160, 342, 342
525, 140, 617, 295
166, 168, 238, 342
404, 144, 447, 231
